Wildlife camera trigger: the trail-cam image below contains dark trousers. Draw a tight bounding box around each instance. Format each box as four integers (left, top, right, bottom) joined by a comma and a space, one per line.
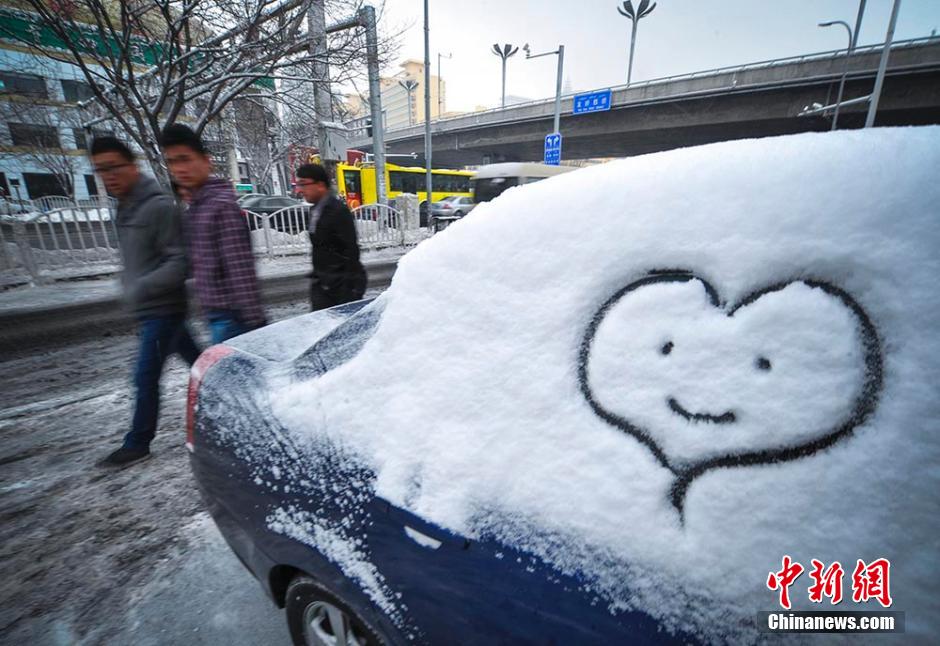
207, 309, 251, 344
124, 314, 201, 450
310, 281, 346, 312
310, 273, 366, 312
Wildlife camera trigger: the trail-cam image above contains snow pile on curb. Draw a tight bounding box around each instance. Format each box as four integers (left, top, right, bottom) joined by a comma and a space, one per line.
273, 127, 940, 641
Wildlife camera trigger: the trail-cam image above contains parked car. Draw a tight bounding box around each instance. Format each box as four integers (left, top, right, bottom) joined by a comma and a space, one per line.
237, 192, 267, 205
189, 128, 939, 645
240, 195, 305, 233
430, 196, 475, 218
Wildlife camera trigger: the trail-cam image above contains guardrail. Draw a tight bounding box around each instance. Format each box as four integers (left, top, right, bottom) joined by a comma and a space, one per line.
1, 199, 121, 284
243, 203, 424, 259
2, 197, 427, 286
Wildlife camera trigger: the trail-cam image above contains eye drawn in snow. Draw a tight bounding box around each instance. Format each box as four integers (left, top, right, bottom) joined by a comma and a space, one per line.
578, 271, 883, 517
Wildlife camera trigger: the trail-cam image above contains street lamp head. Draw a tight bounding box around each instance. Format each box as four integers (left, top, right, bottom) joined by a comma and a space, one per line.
617, 0, 656, 21
492, 43, 519, 60
523, 43, 530, 56
819, 21, 837, 27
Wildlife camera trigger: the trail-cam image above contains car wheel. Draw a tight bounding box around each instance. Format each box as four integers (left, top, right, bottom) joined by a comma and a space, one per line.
285, 575, 384, 646
453, 210, 463, 217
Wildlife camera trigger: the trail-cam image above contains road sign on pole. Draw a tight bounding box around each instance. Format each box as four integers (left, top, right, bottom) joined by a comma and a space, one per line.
544, 132, 562, 165
573, 89, 612, 114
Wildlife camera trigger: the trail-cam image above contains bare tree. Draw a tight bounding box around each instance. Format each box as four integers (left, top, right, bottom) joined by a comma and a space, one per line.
0, 0, 398, 184
1, 102, 82, 196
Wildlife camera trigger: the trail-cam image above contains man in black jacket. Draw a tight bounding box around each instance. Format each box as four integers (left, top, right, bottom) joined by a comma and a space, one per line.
91, 137, 201, 467
294, 164, 367, 311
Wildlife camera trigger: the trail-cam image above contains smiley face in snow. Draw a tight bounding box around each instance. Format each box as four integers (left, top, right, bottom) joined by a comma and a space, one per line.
578, 272, 882, 514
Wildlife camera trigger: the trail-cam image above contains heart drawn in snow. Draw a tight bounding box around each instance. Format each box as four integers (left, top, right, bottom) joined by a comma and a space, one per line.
578, 271, 883, 518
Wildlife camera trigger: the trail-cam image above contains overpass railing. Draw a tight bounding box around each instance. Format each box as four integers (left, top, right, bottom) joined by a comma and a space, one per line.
350, 35, 940, 139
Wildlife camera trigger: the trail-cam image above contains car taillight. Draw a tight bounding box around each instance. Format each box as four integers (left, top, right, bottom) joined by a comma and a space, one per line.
186, 345, 234, 452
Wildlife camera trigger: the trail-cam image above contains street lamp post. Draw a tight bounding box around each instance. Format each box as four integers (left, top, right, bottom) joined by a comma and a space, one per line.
865, 0, 903, 128
491, 43, 519, 108
523, 43, 565, 138
616, 0, 657, 86
398, 79, 419, 126
819, 20, 853, 131
437, 52, 452, 118
851, 0, 867, 50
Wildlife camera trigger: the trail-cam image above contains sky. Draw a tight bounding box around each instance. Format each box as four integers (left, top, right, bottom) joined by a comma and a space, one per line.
375, 0, 940, 112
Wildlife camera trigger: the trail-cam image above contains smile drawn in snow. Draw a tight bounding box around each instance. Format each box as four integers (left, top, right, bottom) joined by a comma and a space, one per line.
577, 271, 883, 519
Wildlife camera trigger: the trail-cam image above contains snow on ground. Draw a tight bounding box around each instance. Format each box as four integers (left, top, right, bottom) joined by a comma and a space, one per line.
0, 251, 399, 315
0, 292, 380, 645
272, 128, 940, 642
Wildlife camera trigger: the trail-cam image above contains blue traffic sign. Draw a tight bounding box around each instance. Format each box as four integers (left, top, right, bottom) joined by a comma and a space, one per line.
573, 89, 612, 114
544, 132, 562, 165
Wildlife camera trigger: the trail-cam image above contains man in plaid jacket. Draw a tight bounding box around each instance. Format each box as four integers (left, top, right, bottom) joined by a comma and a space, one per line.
161, 124, 265, 343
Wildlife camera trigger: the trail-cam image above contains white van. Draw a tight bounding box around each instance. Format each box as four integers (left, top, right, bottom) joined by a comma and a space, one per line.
471, 162, 576, 204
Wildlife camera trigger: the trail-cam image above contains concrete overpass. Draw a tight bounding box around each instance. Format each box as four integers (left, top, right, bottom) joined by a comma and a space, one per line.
348, 37, 940, 166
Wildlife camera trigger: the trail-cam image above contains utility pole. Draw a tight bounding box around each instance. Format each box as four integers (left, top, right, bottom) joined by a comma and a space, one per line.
437, 52, 452, 117
491, 43, 519, 108
865, 0, 902, 128
818, 20, 853, 131
360, 5, 387, 203
308, 0, 337, 182
399, 79, 419, 126
424, 0, 433, 213
616, 0, 657, 86
524, 43, 565, 138
851, 0, 867, 50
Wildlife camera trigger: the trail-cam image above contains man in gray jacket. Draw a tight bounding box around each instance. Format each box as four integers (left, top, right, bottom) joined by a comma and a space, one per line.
91, 137, 201, 467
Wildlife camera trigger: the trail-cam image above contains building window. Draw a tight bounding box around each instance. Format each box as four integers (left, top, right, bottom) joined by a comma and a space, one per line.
237, 161, 251, 185
23, 173, 69, 199
9, 123, 61, 148
0, 172, 9, 198
73, 128, 114, 150
61, 79, 94, 103
0, 72, 48, 99
84, 174, 98, 196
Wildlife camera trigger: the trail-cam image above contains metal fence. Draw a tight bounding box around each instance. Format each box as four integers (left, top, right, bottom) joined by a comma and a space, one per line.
1, 197, 120, 284
244, 203, 415, 258
2, 196, 424, 285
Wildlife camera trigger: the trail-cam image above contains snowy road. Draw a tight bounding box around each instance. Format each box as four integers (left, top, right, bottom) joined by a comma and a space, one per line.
0, 293, 382, 646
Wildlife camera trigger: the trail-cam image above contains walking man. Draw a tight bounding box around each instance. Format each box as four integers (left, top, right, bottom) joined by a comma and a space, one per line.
161, 124, 265, 342
91, 137, 201, 467
294, 164, 367, 311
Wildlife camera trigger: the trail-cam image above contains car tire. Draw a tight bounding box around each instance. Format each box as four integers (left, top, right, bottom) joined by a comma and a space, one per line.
285, 574, 385, 646
453, 210, 463, 217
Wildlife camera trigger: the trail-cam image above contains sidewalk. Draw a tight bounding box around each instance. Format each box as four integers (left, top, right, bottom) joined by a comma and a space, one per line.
0, 250, 403, 354
0, 249, 403, 317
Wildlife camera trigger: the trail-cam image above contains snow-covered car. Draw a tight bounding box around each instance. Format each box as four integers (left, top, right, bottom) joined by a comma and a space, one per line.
188, 128, 940, 645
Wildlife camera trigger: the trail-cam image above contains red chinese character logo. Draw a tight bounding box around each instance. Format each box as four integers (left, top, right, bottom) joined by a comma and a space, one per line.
767, 555, 804, 609
851, 558, 892, 607
808, 559, 844, 604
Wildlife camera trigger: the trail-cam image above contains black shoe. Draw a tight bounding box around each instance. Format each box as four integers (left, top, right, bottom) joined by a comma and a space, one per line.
98, 446, 150, 468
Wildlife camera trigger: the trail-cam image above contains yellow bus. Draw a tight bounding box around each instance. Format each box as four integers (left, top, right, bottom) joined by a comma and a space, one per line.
336, 162, 474, 211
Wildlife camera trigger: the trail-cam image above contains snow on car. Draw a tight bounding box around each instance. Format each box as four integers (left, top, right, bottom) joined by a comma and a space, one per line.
189, 127, 940, 644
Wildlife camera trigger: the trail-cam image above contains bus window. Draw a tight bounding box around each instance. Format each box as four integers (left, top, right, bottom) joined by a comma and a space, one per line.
473, 176, 518, 203
390, 170, 421, 194
343, 169, 362, 208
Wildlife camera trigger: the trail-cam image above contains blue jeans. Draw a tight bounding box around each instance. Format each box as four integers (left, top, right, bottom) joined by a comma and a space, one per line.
207, 309, 251, 345
124, 314, 202, 450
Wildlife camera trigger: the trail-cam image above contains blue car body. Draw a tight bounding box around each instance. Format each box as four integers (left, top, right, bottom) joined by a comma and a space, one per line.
189, 300, 692, 645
